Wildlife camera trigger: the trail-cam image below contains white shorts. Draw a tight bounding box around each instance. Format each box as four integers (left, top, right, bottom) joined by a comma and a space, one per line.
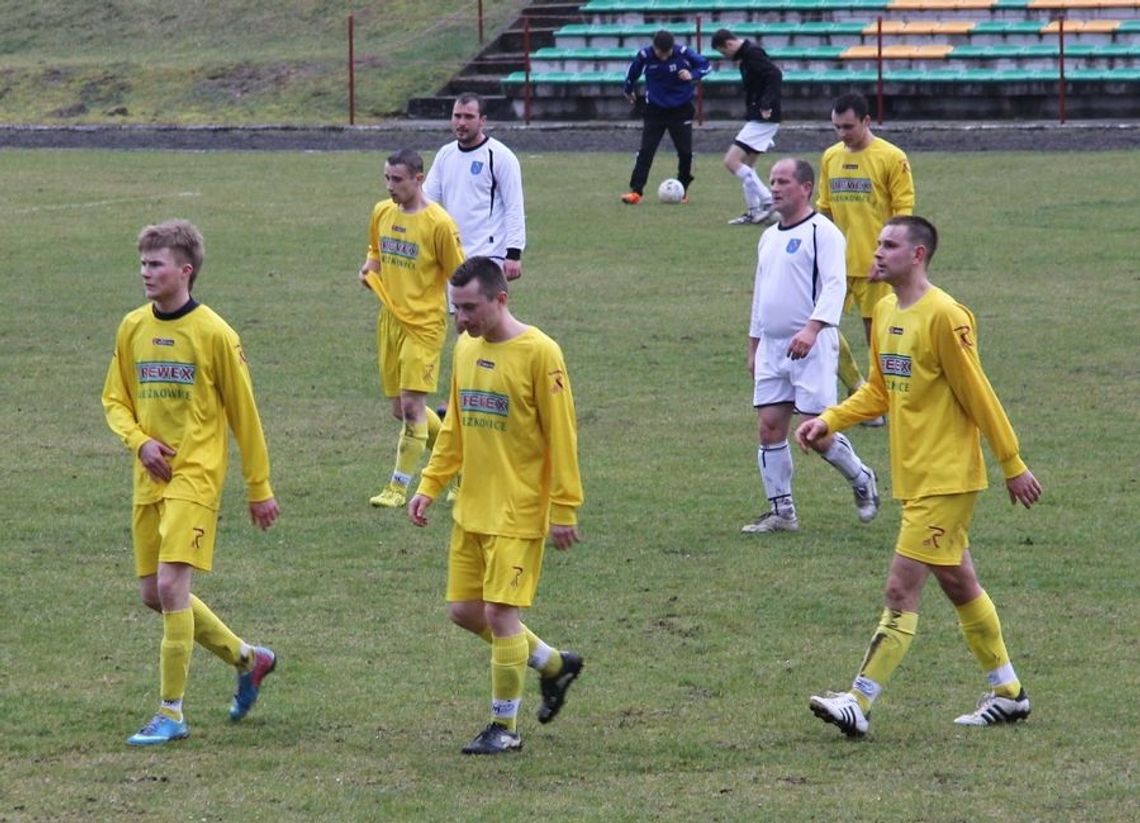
734, 121, 780, 155
752, 328, 839, 414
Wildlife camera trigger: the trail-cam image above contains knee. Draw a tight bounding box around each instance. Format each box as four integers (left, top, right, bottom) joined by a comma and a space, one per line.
140, 591, 162, 612
448, 602, 483, 634
883, 578, 915, 611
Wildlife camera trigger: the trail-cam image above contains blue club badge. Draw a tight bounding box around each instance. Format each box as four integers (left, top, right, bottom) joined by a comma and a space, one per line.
786, 238, 801, 253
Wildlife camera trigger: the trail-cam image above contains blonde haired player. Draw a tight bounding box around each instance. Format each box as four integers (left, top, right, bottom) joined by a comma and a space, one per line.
409, 256, 584, 755
103, 219, 279, 745
798, 216, 1042, 737
818, 93, 916, 426
359, 149, 465, 508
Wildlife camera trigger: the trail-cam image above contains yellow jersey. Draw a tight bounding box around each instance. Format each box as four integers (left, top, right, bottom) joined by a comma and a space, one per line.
817, 137, 915, 280
820, 286, 1027, 500
418, 326, 584, 537
365, 200, 465, 349
102, 301, 273, 508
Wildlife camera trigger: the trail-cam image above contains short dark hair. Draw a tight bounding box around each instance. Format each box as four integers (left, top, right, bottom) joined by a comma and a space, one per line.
455, 91, 485, 116
652, 29, 674, 52
386, 148, 424, 175
886, 215, 939, 263
138, 219, 204, 290
711, 28, 736, 49
833, 92, 870, 121
790, 157, 815, 189
450, 256, 507, 300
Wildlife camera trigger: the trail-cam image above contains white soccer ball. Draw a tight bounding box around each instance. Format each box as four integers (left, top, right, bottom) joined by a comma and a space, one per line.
657, 178, 685, 204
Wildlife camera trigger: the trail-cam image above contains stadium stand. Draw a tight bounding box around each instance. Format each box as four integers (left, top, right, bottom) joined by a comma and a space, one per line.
407, 0, 1140, 119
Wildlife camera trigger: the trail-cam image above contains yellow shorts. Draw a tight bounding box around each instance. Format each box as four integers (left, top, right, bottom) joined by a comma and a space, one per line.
895, 492, 978, 566
446, 524, 546, 608
377, 307, 442, 397
846, 277, 893, 319
132, 498, 218, 577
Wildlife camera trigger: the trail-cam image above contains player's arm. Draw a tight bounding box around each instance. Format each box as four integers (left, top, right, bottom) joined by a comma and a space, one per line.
818, 306, 889, 430
816, 150, 834, 216
423, 153, 443, 204
417, 361, 463, 502
498, 150, 526, 279
807, 224, 847, 327
623, 48, 647, 100
684, 46, 712, 81
935, 307, 1029, 483
534, 341, 584, 531
888, 151, 916, 216
360, 204, 383, 291
102, 333, 151, 456
436, 215, 467, 284
216, 329, 275, 509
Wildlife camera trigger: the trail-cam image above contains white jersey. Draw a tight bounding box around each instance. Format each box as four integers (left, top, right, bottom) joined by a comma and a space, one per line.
750, 212, 847, 341
424, 135, 526, 261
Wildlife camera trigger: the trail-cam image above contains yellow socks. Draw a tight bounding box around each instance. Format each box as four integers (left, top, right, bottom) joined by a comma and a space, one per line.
425, 406, 442, 452
392, 419, 429, 486
490, 633, 528, 732
851, 608, 918, 712
189, 594, 243, 666
475, 623, 562, 677
837, 331, 865, 394
160, 608, 194, 717
956, 591, 1021, 697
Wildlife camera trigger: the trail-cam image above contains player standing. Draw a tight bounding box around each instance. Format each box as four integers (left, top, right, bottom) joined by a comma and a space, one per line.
424, 92, 526, 282
408, 256, 584, 755
711, 28, 783, 226
742, 158, 879, 534
359, 149, 466, 509
619, 28, 711, 205
798, 216, 1042, 737
102, 219, 279, 745
818, 93, 916, 425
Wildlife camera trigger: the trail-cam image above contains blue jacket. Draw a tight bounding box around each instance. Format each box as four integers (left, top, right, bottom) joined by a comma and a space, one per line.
624, 44, 712, 110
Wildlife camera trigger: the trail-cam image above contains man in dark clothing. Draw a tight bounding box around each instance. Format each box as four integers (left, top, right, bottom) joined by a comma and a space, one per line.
711, 28, 784, 225
620, 29, 712, 205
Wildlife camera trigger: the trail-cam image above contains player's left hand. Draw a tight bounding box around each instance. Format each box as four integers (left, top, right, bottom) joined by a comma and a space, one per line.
1006, 470, 1042, 509
549, 524, 580, 551
678, 69, 692, 82
502, 259, 523, 281
249, 497, 279, 531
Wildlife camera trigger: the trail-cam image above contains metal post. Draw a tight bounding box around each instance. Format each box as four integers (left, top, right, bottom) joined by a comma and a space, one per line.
1058, 14, 1067, 124
696, 16, 704, 126
348, 14, 356, 125
876, 16, 884, 124
478, 0, 485, 45
524, 15, 532, 124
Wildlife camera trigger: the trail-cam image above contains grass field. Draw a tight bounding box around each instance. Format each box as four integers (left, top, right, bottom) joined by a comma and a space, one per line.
0, 1, 529, 124
1, 147, 1138, 821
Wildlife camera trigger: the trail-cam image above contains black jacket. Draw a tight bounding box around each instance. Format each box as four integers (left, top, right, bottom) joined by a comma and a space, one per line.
734, 39, 783, 123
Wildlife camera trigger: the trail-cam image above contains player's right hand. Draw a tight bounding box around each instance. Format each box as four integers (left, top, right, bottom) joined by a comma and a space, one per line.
794, 419, 829, 452
138, 438, 176, 483
408, 494, 432, 526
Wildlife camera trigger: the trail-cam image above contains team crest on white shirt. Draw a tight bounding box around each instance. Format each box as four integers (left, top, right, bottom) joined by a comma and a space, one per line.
785, 238, 801, 253
470, 161, 484, 175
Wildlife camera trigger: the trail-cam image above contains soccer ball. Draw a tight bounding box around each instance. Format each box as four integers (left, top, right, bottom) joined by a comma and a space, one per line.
657, 178, 685, 204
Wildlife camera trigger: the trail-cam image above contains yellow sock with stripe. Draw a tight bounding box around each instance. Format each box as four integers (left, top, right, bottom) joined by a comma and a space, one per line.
956, 591, 1021, 698
392, 419, 429, 486
160, 608, 194, 719
475, 623, 562, 677
189, 594, 244, 667
851, 608, 918, 712
490, 633, 528, 732
425, 407, 442, 452
837, 331, 865, 394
